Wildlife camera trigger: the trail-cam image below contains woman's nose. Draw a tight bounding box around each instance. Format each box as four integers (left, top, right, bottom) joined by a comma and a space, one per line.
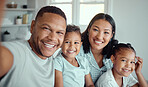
96, 32, 103, 39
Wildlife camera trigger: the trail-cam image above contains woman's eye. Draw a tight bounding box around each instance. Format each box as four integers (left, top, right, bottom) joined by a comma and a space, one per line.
93, 29, 98, 31
104, 32, 109, 34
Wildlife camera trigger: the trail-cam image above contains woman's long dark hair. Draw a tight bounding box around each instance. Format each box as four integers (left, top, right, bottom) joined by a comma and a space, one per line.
82, 13, 116, 58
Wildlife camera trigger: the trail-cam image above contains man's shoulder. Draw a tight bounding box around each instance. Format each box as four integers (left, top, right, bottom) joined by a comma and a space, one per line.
2, 40, 29, 53
2, 40, 27, 46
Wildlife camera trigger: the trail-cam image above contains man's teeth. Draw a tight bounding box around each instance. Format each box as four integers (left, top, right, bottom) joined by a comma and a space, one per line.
44, 43, 54, 48
95, 41, 102, 44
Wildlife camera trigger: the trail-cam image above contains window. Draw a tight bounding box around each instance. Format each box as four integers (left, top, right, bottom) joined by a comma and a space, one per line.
48, 0, 111, 32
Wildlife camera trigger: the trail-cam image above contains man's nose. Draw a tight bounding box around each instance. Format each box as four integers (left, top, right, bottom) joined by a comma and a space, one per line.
47, 32, 57, 40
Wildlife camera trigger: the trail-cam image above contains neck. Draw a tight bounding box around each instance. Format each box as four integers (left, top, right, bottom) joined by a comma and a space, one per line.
65, 58, 76, 63
63, 56, 78, 67
112, 69, 123, 87
91, 47, 104, 67
91, 47, 102, 55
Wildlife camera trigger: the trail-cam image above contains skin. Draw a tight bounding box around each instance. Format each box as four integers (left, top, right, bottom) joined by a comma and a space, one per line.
55, 32, 94, 87
29, 13, 66, 59
62, 32, 82, 64
111, 48, 148, 87
0, 12, 66, 78
88, 19, 113, 67
112, 49, 136, 78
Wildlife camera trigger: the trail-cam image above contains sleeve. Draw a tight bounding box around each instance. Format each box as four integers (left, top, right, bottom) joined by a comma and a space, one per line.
85, 58, 90, 75
54, 56, 63, 72
126, 74, 138, 86
2, 41, 22, 67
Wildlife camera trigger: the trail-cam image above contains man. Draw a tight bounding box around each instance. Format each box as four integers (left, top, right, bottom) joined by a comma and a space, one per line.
0, 6, 67, 87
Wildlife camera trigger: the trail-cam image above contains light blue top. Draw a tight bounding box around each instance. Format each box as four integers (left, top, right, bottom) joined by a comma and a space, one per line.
78, 45, 113, 84
54, 53, 90, 87
95, 69, 138, 87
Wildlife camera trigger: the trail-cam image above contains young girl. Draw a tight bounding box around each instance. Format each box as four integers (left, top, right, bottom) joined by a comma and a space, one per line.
95, 43, 148, 87
54, 25, 94, 87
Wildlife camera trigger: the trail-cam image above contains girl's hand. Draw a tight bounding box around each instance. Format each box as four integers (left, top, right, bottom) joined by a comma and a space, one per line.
135, 56, 143, 74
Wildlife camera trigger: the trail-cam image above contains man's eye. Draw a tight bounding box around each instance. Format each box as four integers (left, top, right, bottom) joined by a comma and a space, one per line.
41, 27, 49, 30
121, 60, 126, 62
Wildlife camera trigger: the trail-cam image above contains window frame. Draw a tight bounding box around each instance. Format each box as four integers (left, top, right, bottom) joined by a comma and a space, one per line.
49, 0, 112, 32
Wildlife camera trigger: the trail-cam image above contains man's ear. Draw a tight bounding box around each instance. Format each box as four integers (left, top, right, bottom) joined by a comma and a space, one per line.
111, 55, 115, 64
30, 20, 35, 34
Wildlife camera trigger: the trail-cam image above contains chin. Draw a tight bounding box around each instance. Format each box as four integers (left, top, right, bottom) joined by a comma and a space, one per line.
123, 73, 131, 77
42, 52, 54, 57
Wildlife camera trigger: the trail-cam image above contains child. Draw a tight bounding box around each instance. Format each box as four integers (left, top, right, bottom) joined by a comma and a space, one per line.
54, 25, 94, 87
95, 43, 148, 87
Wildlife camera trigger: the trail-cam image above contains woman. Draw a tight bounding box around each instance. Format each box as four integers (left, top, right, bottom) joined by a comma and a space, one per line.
78, 13, 116, 84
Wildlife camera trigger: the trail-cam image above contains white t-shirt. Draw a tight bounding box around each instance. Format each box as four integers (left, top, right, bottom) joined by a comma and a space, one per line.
95, 69, 138, 87
54, 53, 90, 87
0, 40, 54, 87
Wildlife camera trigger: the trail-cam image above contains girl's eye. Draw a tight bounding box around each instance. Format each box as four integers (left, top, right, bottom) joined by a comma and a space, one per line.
57, 32, 64, 36
131, 61, 135, 64
65, 41, 70, 43
74, 42, 79, 44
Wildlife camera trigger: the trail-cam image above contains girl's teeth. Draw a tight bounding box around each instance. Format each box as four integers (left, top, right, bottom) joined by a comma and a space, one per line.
68, 51, 74, 53
123, 69, 130, 72
124, 70, 128, 72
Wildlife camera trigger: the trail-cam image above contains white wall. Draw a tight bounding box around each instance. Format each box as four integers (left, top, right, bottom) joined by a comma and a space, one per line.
112, 0, 148, 80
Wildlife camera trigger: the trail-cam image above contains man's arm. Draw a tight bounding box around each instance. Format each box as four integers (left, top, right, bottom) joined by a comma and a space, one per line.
0, 0, 13, 79
0, 46, 13, 78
